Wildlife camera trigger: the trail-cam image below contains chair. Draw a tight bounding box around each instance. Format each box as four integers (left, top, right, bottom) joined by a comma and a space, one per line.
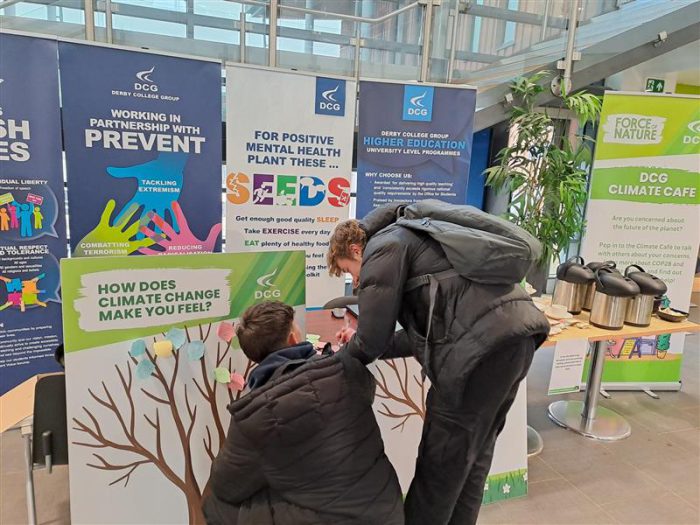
23, 373, 67, 525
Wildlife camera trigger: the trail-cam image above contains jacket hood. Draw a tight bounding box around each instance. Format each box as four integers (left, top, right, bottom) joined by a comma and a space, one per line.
360, 202, 407, 239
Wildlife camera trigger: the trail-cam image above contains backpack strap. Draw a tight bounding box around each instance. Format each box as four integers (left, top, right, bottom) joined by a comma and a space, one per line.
403, 268, 460, 383
405, 268, 460, 292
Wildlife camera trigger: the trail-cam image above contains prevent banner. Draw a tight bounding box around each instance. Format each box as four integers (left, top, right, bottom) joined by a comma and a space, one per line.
581, 92, 700, 388
0, 34, 66, 395
225, 66, 356, 308
356, 81, 476, 219
62, 251, 305, 524
59, 43, 222, 257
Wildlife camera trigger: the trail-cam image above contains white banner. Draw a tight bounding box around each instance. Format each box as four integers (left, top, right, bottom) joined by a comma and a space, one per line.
225, 66, 356, 308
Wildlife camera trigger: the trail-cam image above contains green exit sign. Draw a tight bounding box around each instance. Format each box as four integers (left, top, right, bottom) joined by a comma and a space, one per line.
645, 78, 665, 93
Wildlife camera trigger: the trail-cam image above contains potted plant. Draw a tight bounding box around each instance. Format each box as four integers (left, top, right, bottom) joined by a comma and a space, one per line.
484, 71, 602, 293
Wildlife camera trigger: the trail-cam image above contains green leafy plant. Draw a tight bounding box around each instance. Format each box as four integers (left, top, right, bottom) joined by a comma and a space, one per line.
484, 71, 602, 266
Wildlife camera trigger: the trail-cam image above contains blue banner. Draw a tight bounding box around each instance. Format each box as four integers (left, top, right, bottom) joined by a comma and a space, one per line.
0, 34, 65, 395
356, 81, 476, 218
59, 43, 222, 257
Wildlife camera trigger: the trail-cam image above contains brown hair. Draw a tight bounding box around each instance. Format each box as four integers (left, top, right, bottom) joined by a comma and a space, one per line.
327, 219, 367, 277
236, 301, 295, 363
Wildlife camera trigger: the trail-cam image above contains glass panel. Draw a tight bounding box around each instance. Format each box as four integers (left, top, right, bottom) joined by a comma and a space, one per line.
113, 14, 186, 38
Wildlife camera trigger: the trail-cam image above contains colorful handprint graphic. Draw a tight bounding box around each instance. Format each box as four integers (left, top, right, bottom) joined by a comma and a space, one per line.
107, 152, 188, 235
138, 201, 221, 255
73, 199, 154, 257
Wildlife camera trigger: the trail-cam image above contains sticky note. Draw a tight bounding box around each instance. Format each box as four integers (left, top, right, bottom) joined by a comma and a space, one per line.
165, 327, 187, 349
214, 367, 231, 384
306, 334, 321, 345
135, 359, 155, 380
217, 322, 235, 342
129, 340, 146, 358
154, 340, 173, 358
228, 372, 245, 392
185, 341, 206, 361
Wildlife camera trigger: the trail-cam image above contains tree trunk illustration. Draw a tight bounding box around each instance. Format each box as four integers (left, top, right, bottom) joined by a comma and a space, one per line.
373, 358, 426, 431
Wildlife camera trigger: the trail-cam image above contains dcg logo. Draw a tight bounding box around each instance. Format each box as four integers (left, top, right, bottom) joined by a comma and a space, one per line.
134, 66, 158, 92
254, 289, 282, 300
315, 77, 346, 116
402, 85, 434, 122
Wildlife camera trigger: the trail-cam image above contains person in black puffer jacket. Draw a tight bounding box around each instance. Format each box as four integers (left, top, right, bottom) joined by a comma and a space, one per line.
328, 202, 550, 525
203, 301, 403, 525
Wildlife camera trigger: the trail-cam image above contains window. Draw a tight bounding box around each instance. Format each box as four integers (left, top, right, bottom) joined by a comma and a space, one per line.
471, 0, 483, 52
501, 0, 518, 48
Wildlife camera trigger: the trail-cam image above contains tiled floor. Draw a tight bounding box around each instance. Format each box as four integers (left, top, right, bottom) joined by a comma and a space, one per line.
1, 334, 698, 524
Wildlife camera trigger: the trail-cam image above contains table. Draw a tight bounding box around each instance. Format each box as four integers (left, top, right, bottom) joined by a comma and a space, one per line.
544, 313, 699, 441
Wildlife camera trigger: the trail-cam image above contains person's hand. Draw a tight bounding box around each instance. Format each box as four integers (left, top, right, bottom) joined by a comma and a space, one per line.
336, 326, 356, 344
138, 201, 221, 255
74, 200, 154, 257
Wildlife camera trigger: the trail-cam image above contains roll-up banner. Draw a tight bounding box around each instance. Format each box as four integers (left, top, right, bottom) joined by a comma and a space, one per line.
225, 66, 356, 309
62, 251, 306, 524
356, 80, 477, 219
0, 34, 66, 396
59, 43, 222, 258
581, 92, 700, 389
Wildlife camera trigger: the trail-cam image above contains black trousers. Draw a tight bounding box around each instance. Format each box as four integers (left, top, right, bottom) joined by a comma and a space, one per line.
404, 337, 536, 525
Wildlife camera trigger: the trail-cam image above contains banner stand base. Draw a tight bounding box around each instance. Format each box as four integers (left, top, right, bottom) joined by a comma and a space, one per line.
579, 381, 682, 393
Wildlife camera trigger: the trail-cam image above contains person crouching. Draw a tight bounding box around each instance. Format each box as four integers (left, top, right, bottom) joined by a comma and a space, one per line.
203, 301, 404, 525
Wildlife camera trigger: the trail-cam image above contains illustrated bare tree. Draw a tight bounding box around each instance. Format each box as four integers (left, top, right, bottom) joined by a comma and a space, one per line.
373, 358, 426, 431
72, 321, 255, 525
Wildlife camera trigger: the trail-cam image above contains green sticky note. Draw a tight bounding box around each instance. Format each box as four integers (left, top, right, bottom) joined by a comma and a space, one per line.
306, 333, 321, 344
214, 367, 231, 384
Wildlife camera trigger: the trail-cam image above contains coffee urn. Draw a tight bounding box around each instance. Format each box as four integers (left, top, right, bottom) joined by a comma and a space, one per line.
589, 268, 640, 330
624, 265, 668, 327
583, 261, 617, 311
552, 257, 595, 314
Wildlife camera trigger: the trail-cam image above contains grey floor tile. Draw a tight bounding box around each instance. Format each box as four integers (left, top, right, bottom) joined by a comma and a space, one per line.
556, 457, 662, 506
494, 479, 618, 524
664, 428, 700, 457
603, 427, 691, 467
476, 502, 510, 524
527, 456, 562, 484
0, 430, 27, 475
636, 456, 700, 501
601, 490, 699, 525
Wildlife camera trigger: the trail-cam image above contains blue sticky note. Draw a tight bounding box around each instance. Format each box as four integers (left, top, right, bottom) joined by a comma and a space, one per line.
186, 341, 206, 361
129, 340, 146, 358
135, 359, 155, 380
165, 327, 187, 349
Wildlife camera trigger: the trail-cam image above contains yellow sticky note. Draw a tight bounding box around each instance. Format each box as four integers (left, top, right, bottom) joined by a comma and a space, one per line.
153, 340, 173, 358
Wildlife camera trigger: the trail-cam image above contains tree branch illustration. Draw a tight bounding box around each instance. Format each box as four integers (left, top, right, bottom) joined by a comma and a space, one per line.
374, 359, 426, 432
72, 342, 205, 523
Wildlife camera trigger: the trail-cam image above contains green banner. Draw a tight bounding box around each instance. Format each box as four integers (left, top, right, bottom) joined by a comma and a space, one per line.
61, 251, 305, 352
595, 93, 700, 160
589, 166, 700, 204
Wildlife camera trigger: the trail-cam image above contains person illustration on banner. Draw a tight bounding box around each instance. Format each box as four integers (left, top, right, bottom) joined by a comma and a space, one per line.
21, 274, 47, 311
7, 203, 19, 229
0, 207, 9, 231
0, 276, 24, 311
327, 201, 549, 525
13, 201, 35, 237
253, 181, 274, 205
33, 205, 44, 230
